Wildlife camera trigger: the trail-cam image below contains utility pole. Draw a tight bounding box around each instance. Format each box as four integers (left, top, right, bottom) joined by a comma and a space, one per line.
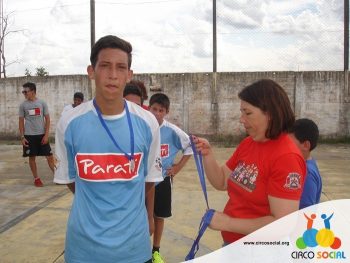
345, 0, 349, 71
213, 0, 217, 73
90, 0, 95, 49
211, 0, 218, 135
0, 0, 3, 78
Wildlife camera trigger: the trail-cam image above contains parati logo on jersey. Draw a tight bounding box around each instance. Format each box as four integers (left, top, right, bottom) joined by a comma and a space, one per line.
75, 153, 143, 182
161, 144, 169, 158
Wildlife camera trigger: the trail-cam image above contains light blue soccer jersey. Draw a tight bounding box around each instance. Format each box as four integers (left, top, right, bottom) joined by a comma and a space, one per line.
54, 100, 162, 263
159, 120, 193, 178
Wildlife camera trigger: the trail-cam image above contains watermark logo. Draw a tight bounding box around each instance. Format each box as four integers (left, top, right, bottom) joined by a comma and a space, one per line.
292, 212, 346, 260
296, 212, 341, 249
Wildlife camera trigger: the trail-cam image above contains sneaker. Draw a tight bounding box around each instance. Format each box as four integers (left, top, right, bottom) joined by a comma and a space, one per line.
152, 251, 165, 263
34, 178, 43, 187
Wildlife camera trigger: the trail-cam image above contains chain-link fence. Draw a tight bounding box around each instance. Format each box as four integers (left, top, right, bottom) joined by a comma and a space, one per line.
4, 0, 348, 76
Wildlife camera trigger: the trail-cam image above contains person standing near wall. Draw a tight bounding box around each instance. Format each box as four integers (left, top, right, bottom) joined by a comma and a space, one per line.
19, 82, 55, 187
289, 118, 322, 209
62, 92, 84, 113
149, 93, 193, 263
130, 79, 149, 110
123, 82, 143, 106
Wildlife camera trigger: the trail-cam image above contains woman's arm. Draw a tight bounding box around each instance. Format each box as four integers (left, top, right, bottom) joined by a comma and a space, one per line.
209, 196, 299, 234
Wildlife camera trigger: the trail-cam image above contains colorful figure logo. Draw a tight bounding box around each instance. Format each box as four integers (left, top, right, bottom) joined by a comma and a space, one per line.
296, 213, 342, 250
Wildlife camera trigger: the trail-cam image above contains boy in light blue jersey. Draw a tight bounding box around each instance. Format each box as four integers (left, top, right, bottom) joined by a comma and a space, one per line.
149, 93, 193, 263
54, 35, 162, 263
289, 118, 322, 209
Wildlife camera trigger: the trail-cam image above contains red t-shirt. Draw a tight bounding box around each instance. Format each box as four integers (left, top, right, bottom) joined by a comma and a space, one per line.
222, 133, 306, 243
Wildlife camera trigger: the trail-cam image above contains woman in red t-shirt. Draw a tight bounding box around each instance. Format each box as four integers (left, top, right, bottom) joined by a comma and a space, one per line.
193, 79, 306, 244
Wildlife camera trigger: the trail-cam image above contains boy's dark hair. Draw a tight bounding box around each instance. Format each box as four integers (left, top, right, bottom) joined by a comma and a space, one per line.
23, 82, 36, 93
290, 118, 319, 151
238, 79, 295, 139
90, 35, 132, 69
130, 80, 148, 100
74, 92, 84, 100
149, 93, 170, 111
123, 83, 143, 105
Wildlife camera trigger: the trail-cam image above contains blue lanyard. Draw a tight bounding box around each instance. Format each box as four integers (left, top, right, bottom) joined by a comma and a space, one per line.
93, 99, 135, 169
190, 135, 209, 210
185, 135, 215, 261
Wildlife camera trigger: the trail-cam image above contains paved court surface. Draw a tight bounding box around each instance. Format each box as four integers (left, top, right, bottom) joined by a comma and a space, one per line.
0, 142, 349, 263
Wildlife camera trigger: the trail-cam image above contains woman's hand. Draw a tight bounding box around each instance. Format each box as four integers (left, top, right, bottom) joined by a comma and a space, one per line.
191, 135, 212, 156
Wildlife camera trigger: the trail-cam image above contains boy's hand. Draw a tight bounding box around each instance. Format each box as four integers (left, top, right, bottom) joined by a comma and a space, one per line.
166, 164, 180, 178
21, 137, 29, 147
41, 134, 49, 145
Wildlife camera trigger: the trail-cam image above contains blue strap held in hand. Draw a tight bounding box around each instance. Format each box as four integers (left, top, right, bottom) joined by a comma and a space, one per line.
185, 135, 215, 261
185, 209, 215, 261
189, 135, 209, 210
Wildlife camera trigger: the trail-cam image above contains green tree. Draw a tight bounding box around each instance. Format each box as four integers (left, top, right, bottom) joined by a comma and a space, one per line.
24, 68, 31, 77
35, 66, 49, 76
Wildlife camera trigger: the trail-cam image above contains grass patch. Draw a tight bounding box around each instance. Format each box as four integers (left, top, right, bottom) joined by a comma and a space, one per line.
319, 136, 350, 144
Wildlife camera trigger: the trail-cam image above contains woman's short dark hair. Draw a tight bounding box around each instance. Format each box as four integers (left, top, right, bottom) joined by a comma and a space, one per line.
238, 79, 295, 139
90, 35, 132, 69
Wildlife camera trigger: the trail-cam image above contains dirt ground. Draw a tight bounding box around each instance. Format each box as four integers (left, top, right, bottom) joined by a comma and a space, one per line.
0, 142, 349, 263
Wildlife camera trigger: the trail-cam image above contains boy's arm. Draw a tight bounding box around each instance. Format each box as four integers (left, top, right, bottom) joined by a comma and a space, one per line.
19, 117, 29, 146
42, 114, 50, 144
145, 182, 155, 235
166, 154, 191, 177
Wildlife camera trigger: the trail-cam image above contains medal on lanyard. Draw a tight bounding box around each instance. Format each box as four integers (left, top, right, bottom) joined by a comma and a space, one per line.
93, 99, 135, 173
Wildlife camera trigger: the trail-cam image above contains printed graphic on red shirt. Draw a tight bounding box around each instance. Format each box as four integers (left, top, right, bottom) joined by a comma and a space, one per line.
28, 108, 41, 116
284, 172, 302, 190
161, 144, 169, 158
229, 161, 258, 192
75, 153, 143, 182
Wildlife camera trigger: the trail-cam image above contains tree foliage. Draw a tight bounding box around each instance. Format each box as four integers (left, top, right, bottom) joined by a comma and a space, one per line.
24, 68, 31, 77
35, 66, 49, 77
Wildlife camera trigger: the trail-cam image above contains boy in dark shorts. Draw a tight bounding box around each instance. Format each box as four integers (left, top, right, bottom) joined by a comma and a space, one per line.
19, 82, 55, 187
149, 93, 193, 263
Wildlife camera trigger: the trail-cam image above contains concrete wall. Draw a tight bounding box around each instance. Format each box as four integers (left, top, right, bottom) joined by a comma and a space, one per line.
0, 75, 92, 138
0, 72, 349, 139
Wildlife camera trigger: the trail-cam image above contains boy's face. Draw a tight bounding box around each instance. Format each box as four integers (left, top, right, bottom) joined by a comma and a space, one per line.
87, 48, 133, 104
22, 88, 35, 101
149, 103, 168, 125
73, 97, 83, 107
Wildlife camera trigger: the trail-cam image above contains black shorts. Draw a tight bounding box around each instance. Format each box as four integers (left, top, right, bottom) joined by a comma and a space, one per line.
154, 176, 172, 218
22, 134, 53, 157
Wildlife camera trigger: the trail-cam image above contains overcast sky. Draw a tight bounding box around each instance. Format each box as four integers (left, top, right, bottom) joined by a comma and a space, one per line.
4, 0, 345, 77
